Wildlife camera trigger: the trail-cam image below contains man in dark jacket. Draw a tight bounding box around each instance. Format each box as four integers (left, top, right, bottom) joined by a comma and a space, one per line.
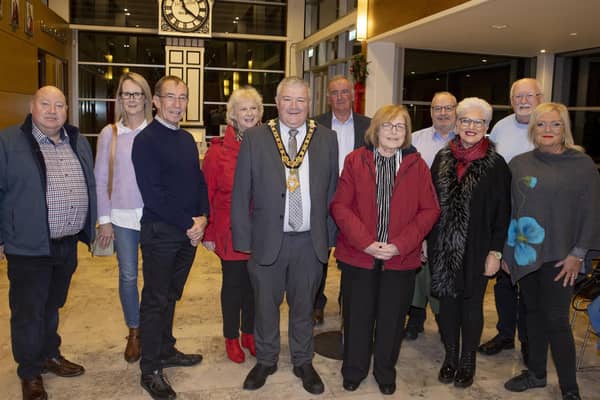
0, 86, 97, 400
313, 75, 371, 325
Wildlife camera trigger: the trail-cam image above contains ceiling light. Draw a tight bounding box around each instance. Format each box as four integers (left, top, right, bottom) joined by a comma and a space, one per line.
125, 12, 131, 16
410, 71, 415, 75
540, 49, 547, 53
569, 32, 578, 36
491, 24, 508, 30
481, 58, 488, 63
124, 8, 128, 12
124, 44, 130, 48
466, 74, 471, 78
235, 17, 240, 20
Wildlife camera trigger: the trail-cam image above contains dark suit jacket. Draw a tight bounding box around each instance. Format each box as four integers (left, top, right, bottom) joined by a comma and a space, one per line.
314, 111, 371, 151
231, 120, 339, 265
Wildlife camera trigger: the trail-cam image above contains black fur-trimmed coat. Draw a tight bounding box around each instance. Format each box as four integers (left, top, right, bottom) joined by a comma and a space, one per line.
429, 141, 511, 298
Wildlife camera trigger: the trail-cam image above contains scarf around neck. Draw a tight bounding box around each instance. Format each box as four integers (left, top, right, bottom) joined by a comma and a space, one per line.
450, 137, 489, 181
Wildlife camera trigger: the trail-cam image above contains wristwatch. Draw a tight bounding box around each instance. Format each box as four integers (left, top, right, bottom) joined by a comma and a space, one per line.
490, 251, 502, 260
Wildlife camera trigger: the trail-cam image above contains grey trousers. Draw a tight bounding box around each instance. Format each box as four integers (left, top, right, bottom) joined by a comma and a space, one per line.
248, 231, 322, 367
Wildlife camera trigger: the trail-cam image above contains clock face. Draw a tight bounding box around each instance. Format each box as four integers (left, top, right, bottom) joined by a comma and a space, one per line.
162, 0, 209, 33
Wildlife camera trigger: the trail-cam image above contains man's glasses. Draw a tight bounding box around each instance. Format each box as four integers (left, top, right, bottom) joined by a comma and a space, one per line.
512, 93, 542, 102
120, 92, 144, 100
458, 118, 486, 129
381, 122, 407, 132
158, 94, 189, 102
431, 105, 456, 113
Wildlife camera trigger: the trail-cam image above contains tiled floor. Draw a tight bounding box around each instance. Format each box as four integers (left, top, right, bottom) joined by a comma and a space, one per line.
0, 244, 598, 399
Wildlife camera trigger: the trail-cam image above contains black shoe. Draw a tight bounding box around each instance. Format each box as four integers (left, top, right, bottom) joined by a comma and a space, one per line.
478, 335, 514, 355
378, 382, 396, 395
521, 341, 529, 367
563, 391, 581, 400
140, 370, 176, 400
404, 326, 423, 341
243, 363, 277, 390
504, 370, 547, 392
293, 363, 324, 394
312, 309, 324, 326
454, 352, 476, 388
343, 379, 360, 391
160, 349, 202, 369
439, 343, 458, 384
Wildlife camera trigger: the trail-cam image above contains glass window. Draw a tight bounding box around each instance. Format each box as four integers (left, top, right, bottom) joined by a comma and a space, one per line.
71, 0, 157, 28
402, 49, 535, 131
78, 32, 166, 64
554, 48, 600, 162
204, 40, 285, 70
204, 70, 283, 104
212, 1, 286, 36
305, 0, 357, 37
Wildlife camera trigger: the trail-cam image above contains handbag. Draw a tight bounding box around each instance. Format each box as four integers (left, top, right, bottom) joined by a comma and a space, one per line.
92, 124, 117, 257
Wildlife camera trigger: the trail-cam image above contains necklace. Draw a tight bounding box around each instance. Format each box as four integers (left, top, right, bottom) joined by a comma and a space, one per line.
268, 119, 316, 192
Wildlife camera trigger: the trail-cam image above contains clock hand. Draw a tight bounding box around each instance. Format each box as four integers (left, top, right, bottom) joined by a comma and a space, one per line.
180, 0, 196, 17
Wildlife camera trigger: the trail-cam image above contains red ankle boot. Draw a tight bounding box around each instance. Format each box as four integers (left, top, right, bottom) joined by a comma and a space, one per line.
225, 338, 245, 363
241, 333, 256, 356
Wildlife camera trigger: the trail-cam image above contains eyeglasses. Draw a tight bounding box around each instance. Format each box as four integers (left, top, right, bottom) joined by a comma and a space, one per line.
381, 122, 407, 132
535, 121, 563, 131
458, 118, 486, 129
158, 94, 189, 102
120, 92, 144, 100
512, 93, 542, 102
431, 105, 456, 113
329, 89, 351, 97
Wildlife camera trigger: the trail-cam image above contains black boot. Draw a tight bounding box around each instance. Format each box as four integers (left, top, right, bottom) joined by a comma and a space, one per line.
438, 342, 459, 384
454, 351, 476, 388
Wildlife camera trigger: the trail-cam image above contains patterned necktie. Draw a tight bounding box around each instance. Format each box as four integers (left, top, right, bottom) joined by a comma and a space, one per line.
288, 129, 303, 230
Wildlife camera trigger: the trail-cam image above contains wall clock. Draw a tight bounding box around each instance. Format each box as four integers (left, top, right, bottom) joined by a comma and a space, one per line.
159, 0, 212, 36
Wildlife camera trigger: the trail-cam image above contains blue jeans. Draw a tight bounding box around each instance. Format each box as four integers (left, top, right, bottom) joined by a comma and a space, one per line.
113, 224, 141, 328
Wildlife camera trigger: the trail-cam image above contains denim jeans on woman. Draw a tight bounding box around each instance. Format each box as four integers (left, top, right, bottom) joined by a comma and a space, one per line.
113, 224, 141, 328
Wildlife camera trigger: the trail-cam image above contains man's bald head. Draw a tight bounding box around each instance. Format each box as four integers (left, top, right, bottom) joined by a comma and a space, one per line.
30, 86, 68, 140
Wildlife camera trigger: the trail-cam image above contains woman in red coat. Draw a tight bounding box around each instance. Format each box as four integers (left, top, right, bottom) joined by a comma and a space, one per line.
202, 86, 263, 363
331, 104, 440, 395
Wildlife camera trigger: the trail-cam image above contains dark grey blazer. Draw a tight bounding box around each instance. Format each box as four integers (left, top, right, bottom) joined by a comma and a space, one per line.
231, 120, 339, 265
313, 111, 371, 150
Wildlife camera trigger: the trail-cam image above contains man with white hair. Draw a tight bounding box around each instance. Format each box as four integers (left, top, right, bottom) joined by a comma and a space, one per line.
478, 78, 544, 365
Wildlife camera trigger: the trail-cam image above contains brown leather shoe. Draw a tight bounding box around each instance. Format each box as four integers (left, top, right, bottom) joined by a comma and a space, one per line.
21, 375, 47, 400
124, 327, 141, 363
43, 356, 85, 377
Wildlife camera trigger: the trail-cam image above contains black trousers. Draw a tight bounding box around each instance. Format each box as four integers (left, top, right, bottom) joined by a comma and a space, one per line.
493, 269, 528, 343
139, 222, 197, 374
220, 259, 254, 339
340, 262, 416, 385
520, 262, 577, 394
438, 274, 489, 355
7, 235, 78, 379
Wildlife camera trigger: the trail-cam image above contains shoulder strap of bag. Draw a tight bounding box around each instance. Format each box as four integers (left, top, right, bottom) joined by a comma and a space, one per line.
108, 124, 117, 199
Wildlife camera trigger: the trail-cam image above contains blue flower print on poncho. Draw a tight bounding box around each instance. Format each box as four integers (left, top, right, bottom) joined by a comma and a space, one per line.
507, 217, 545, 266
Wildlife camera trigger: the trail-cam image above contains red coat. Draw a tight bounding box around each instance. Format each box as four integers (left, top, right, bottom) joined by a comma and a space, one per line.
330, 146, 440, 270
203, 126, 250, 261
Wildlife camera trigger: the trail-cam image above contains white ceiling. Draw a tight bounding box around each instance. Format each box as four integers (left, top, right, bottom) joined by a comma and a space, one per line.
370, 0, 600, 57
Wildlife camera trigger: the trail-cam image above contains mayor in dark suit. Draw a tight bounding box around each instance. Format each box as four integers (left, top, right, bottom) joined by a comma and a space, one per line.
231, 77, 339, 395
312, 75, 371, 325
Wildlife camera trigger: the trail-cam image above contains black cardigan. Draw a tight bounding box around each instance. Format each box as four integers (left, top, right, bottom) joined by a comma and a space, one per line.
429, 143, 511, 298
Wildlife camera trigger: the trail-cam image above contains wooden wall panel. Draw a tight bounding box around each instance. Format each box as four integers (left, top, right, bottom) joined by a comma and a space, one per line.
0, 0, 70, 130
0, 91, 32, 129
368, 0, 469, 38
